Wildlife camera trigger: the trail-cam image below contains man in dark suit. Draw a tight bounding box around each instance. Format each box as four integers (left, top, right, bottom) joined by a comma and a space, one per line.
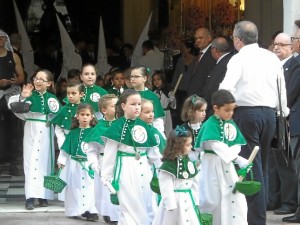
267, 32, 297, 216
187, 27, 216, 96
282, 28, 300, 223
202, 37, 232, 117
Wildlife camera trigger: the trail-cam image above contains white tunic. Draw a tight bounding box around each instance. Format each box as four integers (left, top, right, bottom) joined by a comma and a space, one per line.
8, 95, 55, 200
57, 151, 98, 217
199, 141, 248, 225
152, 170, 200, 225
85, 141, 120, 221
101, 139, 162, 225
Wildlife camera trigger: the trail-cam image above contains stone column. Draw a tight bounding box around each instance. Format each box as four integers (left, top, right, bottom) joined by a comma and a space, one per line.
283, 0, 300, 35
244, 0, 283, 47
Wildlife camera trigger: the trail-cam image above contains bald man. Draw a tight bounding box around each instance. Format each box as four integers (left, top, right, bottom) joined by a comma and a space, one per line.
202, 37, 232, 117
187, 27, 216, 96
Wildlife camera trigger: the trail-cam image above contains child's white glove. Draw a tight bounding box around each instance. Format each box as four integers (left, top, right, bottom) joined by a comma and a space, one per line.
168, 91, 175, 102
101, 177, 117, 194
91, 163, 100, 175
235, 156, 249, 168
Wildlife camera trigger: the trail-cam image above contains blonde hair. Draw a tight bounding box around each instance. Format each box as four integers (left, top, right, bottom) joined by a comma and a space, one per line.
141, 98, 153, 110
98, 94, 118, 113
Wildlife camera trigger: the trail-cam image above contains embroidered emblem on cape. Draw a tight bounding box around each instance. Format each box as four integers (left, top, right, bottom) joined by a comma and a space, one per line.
90, 93, 100, 102
187, 161, 195, 174
131, 125, 147, 144
154, 134, 160, 145
224, 123, 237, 141
48, 98, 59, 113
182, 171, 189, 179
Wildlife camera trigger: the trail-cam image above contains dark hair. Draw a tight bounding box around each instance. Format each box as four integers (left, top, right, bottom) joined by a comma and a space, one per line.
111, 68, 124, 80
182, 38, 198, 56
142, 40, 154, 50
211, 89, 235, 107
71, 103, 98, 129
152, 71, 167, 90
162, 129, 192, 161
132, 66, 149, 77
67, 81, 84, 93
131, 66, 151, 88
32, 69, 56, 94
55, 78, 67, 94
115, 89, 140, 118
181, 95, 207, 122
81, 63, 96, 74
67, 69, 81, 80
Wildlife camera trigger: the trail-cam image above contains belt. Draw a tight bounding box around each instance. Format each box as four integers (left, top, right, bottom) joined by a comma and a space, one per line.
71, 155, 87, 162
236, 106, 275, 110
111, 150, 148, 192
26, 118, 47, 123
204, 150, 216, 154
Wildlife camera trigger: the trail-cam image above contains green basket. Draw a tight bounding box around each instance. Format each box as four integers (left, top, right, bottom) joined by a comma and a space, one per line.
235, 170, 261, 196
110, 193, 119, 205
150, 169, 161, 195
43, 168, 67, 193
200, 213, 213, 225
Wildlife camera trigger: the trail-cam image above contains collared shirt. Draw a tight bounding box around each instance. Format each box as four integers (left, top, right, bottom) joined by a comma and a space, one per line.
201, 44, 211, 55
216, 52, 230, 64
219, 43, 289, 116
138, 49, 164, 75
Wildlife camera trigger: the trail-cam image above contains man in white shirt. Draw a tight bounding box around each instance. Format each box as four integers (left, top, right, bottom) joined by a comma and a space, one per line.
219, 21, 289, 225
138, 40, 164, 77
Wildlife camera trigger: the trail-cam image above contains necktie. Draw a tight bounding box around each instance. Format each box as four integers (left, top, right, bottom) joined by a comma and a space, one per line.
198, 51, 204, 62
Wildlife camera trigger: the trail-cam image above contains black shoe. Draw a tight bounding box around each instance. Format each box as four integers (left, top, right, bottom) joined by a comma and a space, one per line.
81, 211, 90, 217
25, 198, 34, 210
110, 222, 118, 225
9, 163, 23, 176
38, 198, 48, 207
103, 216, 111, 223
86, 213, 99, 221
274, 205, 296, 215
282, 214, 300, 223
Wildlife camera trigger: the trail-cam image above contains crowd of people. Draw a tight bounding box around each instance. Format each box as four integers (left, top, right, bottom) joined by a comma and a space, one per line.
1, 19, 300, 225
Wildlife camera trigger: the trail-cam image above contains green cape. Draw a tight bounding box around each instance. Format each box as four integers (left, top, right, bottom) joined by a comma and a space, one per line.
84, 119, 115, 145
102, 117, 158, 148
61, 127, 94, 157
160, 155, 198, 179
194, 115, 246, 148
26, 90, 61, 114
81, 85, 108, 112
50, 102, 79, 130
